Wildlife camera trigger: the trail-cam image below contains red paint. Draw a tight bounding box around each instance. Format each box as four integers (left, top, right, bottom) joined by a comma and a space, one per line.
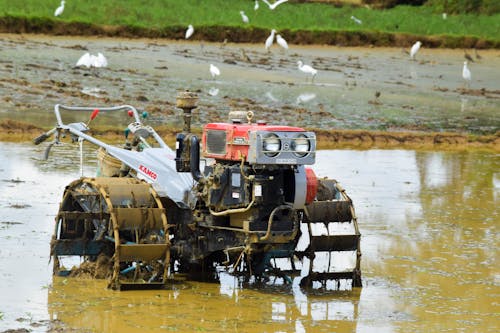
139, 164, 157, 181
305, 167, 318, 204
90, 109, 99, 120
202, 122, 305, 161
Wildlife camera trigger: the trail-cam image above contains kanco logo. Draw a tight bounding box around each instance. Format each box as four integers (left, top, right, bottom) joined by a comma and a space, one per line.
139, 164, 158, 180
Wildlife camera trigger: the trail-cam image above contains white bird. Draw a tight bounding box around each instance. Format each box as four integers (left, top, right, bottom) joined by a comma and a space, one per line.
76, 52, 108, 68
262, 0, 288, 10
410, 41, 422, 60
297, 60, 317, 82
462, 61, 471, 88
240, 11, 249, 24
442, 12, 447, 20
276, 34, 288, 50
54, 1, 65, 17
76, 52, 92, 68
265, 29, 276, 52
350, 15, 362, 25
185, 24, 194, 39
254, 0, 259, 10
210, 64, 220, 79
94, 52, 108, 68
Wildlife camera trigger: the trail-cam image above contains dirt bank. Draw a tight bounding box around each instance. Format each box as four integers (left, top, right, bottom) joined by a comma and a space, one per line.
2, 119, 498, 151
0, 15, 498, 49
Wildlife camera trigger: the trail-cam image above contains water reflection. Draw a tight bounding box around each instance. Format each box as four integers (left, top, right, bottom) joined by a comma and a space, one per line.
1, 143, 498, 332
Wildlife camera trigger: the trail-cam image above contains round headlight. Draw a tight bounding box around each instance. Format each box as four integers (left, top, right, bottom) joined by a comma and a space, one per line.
292, 134, 310, 157
263, 133, 281, 157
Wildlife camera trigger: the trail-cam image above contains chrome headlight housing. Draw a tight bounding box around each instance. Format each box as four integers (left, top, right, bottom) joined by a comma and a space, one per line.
247, 130, 316, 165
291, 134, 311, 157
262, 133, 281, 157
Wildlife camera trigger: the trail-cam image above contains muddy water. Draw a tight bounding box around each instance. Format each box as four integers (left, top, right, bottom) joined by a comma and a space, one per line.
0, 142, 498, 332
0, 34, 499, 134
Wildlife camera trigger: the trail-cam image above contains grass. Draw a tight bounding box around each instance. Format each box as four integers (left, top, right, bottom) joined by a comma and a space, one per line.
0, 0, 499, 45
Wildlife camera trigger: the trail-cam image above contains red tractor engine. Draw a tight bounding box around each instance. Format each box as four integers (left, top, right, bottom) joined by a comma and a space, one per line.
174, 110, 319, 259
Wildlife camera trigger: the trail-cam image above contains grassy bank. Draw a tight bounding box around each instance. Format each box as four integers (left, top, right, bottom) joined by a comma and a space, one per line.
0, 0, 499, 47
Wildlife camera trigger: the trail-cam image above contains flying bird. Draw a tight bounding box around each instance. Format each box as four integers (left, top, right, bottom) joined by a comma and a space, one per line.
350, 16, 362, 25
262, 0, 289, 10
410, 41, 422, 60
54, 1, 65, 17
210, 64, 220, 79
276, 34, 288, 50
185, 25, 194, 39
240, 11, 249, 24
462, 61, 471, 88
265, 29, 276, 52
254, 0, 259, 10
297, 60, 317, 83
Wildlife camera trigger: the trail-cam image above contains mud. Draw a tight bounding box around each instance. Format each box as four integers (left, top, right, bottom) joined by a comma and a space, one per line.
0, 142, 498, 332
0, 34, 498, 151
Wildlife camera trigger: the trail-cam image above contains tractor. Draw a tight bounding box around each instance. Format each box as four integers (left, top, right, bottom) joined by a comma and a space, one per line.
35, 91, 361, 290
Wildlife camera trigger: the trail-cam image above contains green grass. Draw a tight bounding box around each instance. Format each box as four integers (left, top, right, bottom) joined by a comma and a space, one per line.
1, 0, 499, 42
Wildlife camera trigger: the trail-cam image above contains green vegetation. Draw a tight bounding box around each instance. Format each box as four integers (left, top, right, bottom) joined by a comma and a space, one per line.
426, 0, 500, 14
0, 0, 499, 45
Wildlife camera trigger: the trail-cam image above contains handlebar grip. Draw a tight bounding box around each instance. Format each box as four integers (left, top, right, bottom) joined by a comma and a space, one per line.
33, 133, 49, 145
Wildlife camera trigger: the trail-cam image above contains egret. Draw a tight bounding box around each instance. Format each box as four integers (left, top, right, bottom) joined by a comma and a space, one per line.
76, 52, 92, 68
240, 11, 249, 24
276, 34, 288, 50
54, 1, 65, 17
254, 0, 259, 11
265, 29, 276, 52
262, 0, 288, 10
350, 16, 362, 25
410, 41, 421, 60
54, 1, 65, 16
462, 61, 471, 88
210, 64, 220, 79
94, 53, 108, 68
297, 60, 317, 83
76, 52, 107, 68
185, 25, 194, 39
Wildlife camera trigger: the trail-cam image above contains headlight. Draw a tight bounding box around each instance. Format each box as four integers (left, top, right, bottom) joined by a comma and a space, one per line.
262, 133, 280, 157
292, 134, 310, 157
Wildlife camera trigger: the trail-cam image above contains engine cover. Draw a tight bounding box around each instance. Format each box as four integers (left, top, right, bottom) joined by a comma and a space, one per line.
202, 122, 316, 165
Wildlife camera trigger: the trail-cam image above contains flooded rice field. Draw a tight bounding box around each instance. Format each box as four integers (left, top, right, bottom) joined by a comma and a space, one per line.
0, 34, 499, 134
0, 141, 498, 332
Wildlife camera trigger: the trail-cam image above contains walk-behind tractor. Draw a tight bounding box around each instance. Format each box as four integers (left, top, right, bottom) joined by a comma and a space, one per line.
35, 91, 362, 290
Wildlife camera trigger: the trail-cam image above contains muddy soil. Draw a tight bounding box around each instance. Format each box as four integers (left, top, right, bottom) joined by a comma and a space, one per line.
0, 33, 498, 150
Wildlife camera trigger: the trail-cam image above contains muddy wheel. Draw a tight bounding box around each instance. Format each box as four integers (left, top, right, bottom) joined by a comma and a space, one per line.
297, 178, 362, 290
51, 177, 171, 290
